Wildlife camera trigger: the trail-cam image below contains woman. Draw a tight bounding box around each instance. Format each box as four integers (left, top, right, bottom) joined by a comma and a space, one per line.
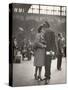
33, 25, 46, 80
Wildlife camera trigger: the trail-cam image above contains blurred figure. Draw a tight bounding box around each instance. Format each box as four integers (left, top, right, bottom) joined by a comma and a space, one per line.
15, 50, 22, 63
62, 36, 66, 57
13, 38, 18, 62
57, 33, 64, 71
27, 40, 32, 60
22, 39, 28, 60
14, 38, 18, 48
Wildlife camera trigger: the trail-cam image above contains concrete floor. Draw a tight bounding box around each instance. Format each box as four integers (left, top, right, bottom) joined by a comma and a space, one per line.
13, 57, 67, 87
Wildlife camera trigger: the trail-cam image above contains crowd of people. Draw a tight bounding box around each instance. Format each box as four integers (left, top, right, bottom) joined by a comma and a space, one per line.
12, 21, 66, 84
12, 38, 33, 63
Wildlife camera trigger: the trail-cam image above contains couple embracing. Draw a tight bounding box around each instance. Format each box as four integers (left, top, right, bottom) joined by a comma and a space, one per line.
33, 21, 57, 84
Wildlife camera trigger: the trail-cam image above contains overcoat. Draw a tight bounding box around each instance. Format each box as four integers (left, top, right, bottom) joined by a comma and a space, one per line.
34, 33, 46, 66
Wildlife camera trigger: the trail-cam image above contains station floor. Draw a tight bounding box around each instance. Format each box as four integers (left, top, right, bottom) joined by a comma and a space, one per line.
13, 57, 67, 87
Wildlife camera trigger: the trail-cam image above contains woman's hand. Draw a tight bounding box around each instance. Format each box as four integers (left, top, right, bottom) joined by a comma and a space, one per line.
43, 45, 47, 48
50, 50, 55, 55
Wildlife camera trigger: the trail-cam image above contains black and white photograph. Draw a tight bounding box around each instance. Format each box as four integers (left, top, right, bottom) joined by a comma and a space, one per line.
9, 3, 66, 87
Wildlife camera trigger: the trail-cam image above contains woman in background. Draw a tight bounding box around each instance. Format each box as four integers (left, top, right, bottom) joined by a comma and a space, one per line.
33, 25, 46, 80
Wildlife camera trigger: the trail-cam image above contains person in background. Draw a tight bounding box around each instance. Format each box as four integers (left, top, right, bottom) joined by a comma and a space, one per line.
61, 35, 66, 57
27, 40, 32, 60
15, 50, 22, 63
13, 38, 18, 62
22, 39, 28, 60
33, 25, 46, 81
57, 33, 64, 71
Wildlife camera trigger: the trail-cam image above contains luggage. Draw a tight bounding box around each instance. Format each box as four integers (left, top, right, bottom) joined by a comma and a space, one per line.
15, 56, 21, 63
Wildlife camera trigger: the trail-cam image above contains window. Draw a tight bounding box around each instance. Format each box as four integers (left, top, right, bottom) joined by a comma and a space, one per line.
53, 6, 60, 15
61, 7, 66, 16
28, 4, 66, 16
28, 5, 39, 14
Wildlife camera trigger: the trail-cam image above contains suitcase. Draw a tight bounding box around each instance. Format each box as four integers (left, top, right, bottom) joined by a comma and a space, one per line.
15, 56, 21, 63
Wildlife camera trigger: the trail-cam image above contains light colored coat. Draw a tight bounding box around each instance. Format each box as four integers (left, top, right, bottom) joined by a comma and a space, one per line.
34, 33, 46, 66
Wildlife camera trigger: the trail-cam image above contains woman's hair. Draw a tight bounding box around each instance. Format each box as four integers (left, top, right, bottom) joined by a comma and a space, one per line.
38, 25, 43, 33
43, 21, 50, 28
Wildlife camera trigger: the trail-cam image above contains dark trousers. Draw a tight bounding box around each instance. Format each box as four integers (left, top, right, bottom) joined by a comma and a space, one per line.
27, 51, 31, 60
57, 55, 62, 70
45, 56, 52, 79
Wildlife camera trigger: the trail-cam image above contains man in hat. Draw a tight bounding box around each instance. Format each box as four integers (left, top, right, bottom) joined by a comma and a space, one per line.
57, 33, 64, 71
43, 21, 57, 84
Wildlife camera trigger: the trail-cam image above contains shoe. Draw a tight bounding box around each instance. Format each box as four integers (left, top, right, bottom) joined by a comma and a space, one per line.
45, 78, 50, 85
34, 74, 38, 80
57, 68, 62, 71
38, 76, 43, 81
